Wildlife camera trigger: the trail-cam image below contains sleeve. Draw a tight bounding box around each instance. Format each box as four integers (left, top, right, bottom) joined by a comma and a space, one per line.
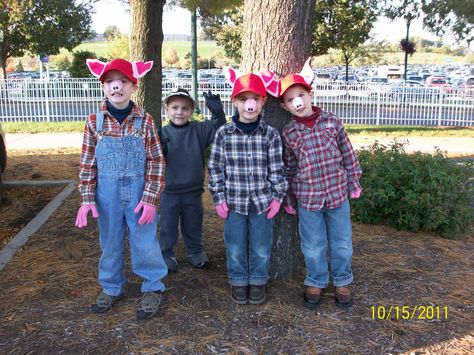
202, 109, 227, 147
207, 128, 226, 205
141, 113, 166, 206
282, 130, 298, 208
336, 120, 362, 192
267, 129, 288, 202
78, 115, 98, 205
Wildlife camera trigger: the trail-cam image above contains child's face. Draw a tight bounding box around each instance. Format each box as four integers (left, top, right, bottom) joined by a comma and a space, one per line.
232, 91, 266, 123
280, 85, 314, 118
101, 70, 137, 109
166, 97, 194, 126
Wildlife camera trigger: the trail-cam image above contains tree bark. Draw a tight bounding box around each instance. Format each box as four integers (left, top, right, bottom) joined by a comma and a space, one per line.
129, 0, 166, 128
241, 0, 315, 278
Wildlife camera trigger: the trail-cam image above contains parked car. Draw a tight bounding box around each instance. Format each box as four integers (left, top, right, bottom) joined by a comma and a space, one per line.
459, 76, 474, 98
426, 75, 453, 94
0, 122, 6, 203
390, 84, 441, 103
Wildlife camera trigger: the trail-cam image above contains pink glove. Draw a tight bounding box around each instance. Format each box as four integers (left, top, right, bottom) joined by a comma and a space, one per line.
350, 189, 362, 199
134, 202, 156, 225
284, 205, 297, 215
215, 202, 229, 219
266, 199, 282, 219
75, 204, 99, 228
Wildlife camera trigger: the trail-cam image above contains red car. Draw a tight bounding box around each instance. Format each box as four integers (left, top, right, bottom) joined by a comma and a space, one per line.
425, 76, 453, 94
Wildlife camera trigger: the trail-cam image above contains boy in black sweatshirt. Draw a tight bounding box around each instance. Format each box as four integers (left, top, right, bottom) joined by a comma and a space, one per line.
159, 88, 226, 271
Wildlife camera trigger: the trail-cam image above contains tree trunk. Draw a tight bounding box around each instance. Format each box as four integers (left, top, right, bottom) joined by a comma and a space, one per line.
129, 0, 166, 128
241, 0, 315, 278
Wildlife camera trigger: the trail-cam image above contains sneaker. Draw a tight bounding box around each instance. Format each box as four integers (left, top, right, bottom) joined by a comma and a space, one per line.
163, 256, 178, 272
249, 285, 266, 304
91, 292, 123, 314
186, 252, 209, 268
334, 286, 353, 308
231, 286, 248, 305
303, 287, 322, 309
137, 291, 162, 319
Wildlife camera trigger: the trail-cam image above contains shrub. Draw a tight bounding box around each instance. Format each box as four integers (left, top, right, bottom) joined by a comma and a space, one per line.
351, 141, 473, 239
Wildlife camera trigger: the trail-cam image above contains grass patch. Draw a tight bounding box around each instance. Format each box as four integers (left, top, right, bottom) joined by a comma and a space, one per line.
345, 125, 474, 137
2, 121, 473, 137
3, 121, 85, 133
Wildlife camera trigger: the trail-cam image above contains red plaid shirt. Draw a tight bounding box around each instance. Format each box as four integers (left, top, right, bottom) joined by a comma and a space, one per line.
78, 100, 165, 206
282, 108, 362, 211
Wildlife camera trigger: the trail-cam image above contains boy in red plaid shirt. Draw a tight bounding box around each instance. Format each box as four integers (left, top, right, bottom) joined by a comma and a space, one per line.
268, 59, 362, 308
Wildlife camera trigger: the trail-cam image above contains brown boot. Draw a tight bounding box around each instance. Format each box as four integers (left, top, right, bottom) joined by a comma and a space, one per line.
303, 286, 322, 309
334, 286, 352, 307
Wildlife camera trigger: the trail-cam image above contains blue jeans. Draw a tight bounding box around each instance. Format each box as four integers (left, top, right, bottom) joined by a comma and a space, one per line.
223, 210, 273, 286
298, 200, 353, 288
95, 116, 167, 296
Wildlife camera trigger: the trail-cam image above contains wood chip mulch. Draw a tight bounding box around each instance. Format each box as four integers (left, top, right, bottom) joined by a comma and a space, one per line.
0, 149, 472, 354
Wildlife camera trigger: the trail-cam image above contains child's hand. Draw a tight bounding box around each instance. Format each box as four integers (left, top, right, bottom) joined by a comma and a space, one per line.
266, 199, 282, 219
284, 205, 297, 215
203, 90, 223, 114
350, 189, 362, 199
134, 202, 157, 225
215, 202, 229, 219
75, 204, 99, 228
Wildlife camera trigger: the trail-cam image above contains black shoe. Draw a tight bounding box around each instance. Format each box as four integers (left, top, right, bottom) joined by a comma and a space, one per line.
187, 252, 209, 269
163, 256, 178, 272
249, 285, 266, 304
231, 286, 248, 304
91, 292, 123, 314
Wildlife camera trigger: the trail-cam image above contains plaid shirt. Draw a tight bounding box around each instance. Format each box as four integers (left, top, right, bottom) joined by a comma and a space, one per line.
282, 109, 362, 211
208, 119, 287, 215
78, 100, 165, 206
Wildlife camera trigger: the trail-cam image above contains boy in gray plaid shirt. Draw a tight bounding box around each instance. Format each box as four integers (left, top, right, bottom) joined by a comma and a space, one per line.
208, 69, 287, 305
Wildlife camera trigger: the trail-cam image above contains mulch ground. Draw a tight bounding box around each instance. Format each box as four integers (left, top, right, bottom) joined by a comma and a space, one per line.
0, 148, 473, 354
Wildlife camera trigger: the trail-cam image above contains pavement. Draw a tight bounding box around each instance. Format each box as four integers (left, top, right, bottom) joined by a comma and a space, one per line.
5, 133, 474, 156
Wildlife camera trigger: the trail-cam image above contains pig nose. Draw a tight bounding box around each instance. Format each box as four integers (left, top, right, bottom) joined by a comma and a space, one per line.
110, 80, 123, 92
293, 97, 303, 109
244, 99, 257, 112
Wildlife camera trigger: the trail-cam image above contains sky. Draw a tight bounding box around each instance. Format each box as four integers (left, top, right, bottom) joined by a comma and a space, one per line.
91, 0, 455, 45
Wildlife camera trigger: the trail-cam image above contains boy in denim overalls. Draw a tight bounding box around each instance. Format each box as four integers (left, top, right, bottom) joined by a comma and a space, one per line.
76, 58, 167, 319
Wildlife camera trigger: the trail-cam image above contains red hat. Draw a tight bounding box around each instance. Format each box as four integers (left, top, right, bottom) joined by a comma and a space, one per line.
231, 73, 267, 98
86, 58, 153, 84
278, 73, 312, 98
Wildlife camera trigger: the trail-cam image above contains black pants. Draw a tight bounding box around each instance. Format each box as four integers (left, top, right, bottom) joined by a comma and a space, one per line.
159, 189, 204, 258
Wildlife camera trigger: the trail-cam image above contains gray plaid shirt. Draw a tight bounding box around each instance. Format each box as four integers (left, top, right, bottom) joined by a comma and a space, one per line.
208, 119, 287, 215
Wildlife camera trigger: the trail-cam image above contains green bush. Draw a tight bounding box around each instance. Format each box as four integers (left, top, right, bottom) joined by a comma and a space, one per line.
351, 141, 473, 239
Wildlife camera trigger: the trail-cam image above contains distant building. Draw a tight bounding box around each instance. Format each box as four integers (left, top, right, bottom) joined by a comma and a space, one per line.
164, 34, 191, 41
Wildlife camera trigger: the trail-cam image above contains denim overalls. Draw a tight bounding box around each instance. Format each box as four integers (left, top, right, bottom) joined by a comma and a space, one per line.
95, 112, 167, 296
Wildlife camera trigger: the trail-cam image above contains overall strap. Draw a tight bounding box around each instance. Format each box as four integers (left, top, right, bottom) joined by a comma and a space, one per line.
132, 108, 145, 137
96, 111, 105, 133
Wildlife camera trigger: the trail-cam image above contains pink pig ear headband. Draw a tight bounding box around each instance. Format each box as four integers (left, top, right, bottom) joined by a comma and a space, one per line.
224, 66, 278, 99
263, 57, 314, 98
86, 58, 153, 84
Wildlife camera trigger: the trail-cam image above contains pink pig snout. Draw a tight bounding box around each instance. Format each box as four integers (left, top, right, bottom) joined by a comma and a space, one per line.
110, 79, 123, 92
292, 96, 304, 109
244, 99, 257, 112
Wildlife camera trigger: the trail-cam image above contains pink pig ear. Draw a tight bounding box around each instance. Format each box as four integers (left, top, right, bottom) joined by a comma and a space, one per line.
299, 57, 314, 85
258, 69, 280, 97
86, 59, 107, 79
223, 66, 241, 87
132, 61, 153, 79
